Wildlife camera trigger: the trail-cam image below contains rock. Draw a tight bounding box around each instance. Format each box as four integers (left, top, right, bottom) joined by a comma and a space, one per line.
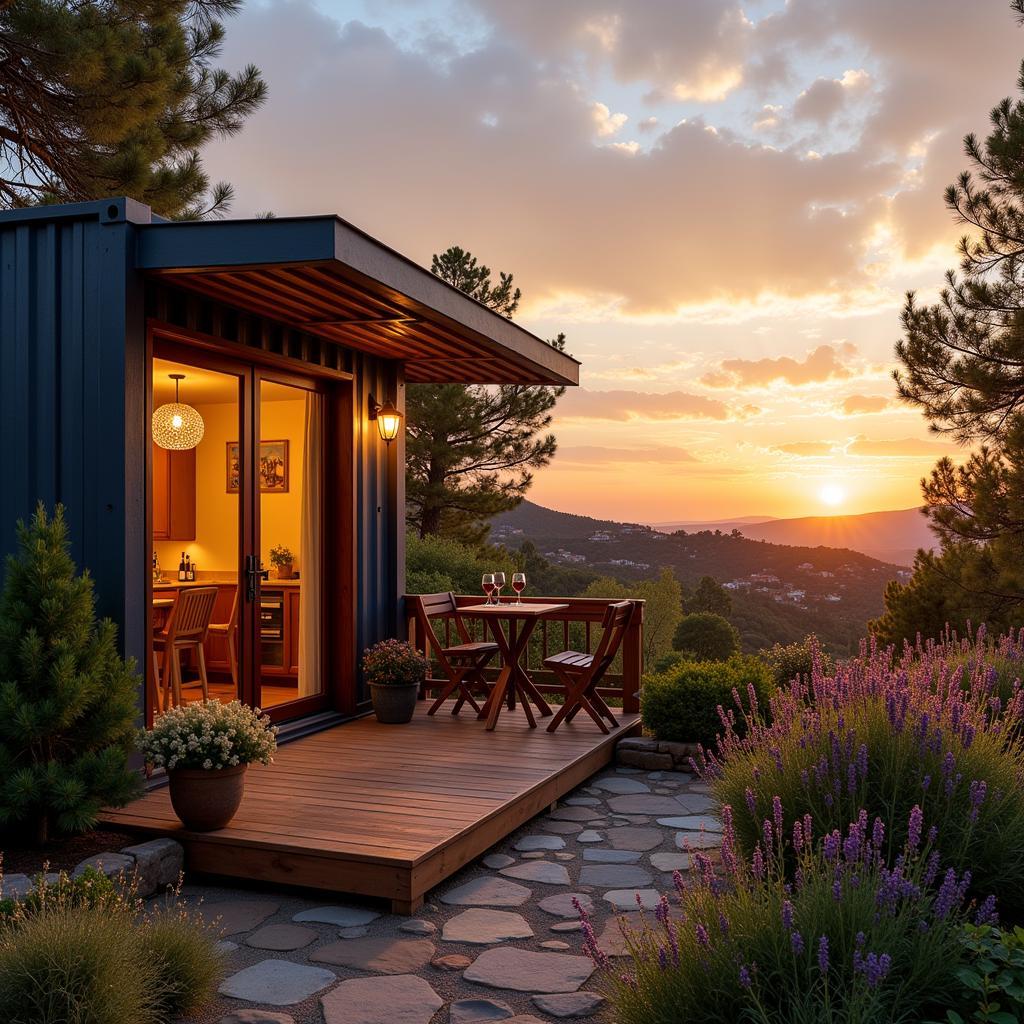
582, 849, 640, 864
603, 889, 661, 911
565, 797, 602, 806
542, 821, 584, 835
579, 864, 653, 888
540, 940, 571, 950
550, 921, 584, 932
464, 947, 594, 994
320, 975, 442, 1024
338, 926, 370, 938
650, 852, 691, 872
119, 838, 183, 897
245, 924, 317, 951
532, 993, 605, 1018
538, 893, 594, 918
215, 940, 239, 954
442, 909, 533, 945
576, 830, 603, 844
521, 852, 547, 860
311, 937, 436, 974
449, 998, 515, 1023
442, 877, 533, 907
292, 905, 380, 927
608, 795, 689, 816
675, 832, 721, 850
675, 793, 719, 814
618, 748, 673, 770
547, 806, 602, 822
400, 919, 437, 935
483, 854, 516, 870
596, 913, 643, 957
606, 827, 664, 852
0, 874, 33, 900
614, 815, 651, 825
589, 777, 651, 795
219, 1012, 296, 1024
514, 835, 565, 852
73, 852, 135, 881
203, 900, 280, 936
433, 954, 473, 970
554, 852, 576, 861
219, 959, 336, 1005
657, 740, 700, 761
656, 815, 722, 832
500, 862, 571, 886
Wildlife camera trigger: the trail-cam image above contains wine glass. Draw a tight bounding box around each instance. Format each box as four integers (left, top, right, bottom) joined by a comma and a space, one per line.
482, 573, 496, 605
512, 572, 526, 605
493, 572, 506, 603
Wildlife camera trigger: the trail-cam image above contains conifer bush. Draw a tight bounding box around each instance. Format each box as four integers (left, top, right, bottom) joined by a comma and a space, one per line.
0, 504, 141, 843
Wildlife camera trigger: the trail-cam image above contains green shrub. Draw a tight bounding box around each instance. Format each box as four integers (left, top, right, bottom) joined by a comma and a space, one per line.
641, 655, 773, 746
760, 635, 834, 687
672, 612, 740, 662
0, 868, 220, 1024
933, 923, 1024, 1024
652, 650, 686, 674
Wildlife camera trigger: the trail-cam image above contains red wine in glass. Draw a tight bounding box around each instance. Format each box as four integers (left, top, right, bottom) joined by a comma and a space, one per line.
482, 573, 496, 604
512, 572, 526, 605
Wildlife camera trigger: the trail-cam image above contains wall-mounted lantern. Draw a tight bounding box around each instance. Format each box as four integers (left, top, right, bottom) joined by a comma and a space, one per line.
369, 393, 403, 445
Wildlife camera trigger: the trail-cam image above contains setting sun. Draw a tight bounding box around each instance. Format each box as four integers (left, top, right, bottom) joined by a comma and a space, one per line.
819, 483, 846, 508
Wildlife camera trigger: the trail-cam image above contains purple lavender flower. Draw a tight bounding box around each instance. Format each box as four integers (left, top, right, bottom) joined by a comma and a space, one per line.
695, 923, 710, 949
817, 935, 830, 974
790, 930, 805, 955
907, 805, 923, 852
968, 779, 987, 823
745, 787, 757, 817
773, 795, 784, 837
781, 899, 794, 931
823, 830, 841, 862
739, 964, 752, 989
974, 894, 998, 926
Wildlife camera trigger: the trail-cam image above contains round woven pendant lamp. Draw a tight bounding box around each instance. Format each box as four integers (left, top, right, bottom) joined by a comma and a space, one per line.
152, 373, 205, 450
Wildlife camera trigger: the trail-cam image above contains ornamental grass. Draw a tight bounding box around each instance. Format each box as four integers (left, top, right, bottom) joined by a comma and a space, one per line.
699, 630, 1024, 913
587, 801, 984, 1024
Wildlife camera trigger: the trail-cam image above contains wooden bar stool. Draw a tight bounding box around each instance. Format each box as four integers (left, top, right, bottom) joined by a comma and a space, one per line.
207, 586, 240, 688
153, 586, 219, 709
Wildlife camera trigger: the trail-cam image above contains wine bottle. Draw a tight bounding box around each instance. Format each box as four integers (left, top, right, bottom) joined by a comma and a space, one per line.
185, 555, 194, 582
178, 551, 186, 582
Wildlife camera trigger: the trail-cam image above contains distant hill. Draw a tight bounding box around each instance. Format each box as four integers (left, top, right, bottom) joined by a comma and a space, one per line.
652, 507, 935, 566
491, 501, 909, 656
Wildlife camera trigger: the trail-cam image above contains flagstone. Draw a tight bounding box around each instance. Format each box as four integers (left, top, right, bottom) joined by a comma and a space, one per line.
442, 877, 533, 907
550, 921, 585, 932
656, 815, 723, 832
675, 793, 719, 813
293, 905, 380, 928
203, 900, 280, 936
581, 848, 641, 864
547, 806, 603, 822
578, 864, 653, 888
500, 861, 571, 885
532, 992, 605, 1018
483, 854, 516, 869
463, 947, 594, 994
320, 975, 442, 1024
576, 830, 603, 843
514, 835, 565, 852
650, 852, 692, 872
219, 1012, 296, 1024
538, 892, 594, 918
219, 959, 336, 1005
589, 777, 651, 795
434, 954, 474, 970
603, 889, 661, 911
675, 832, 721, 850
542, 821, 584, 835
596, 913, 644, 956
399, 919, 437, 935
606, 827, 664, 852
442, 909, 534, 945
565, 797, 602, 806
311, 937, 435, 974
449, 998, 515, 1023
245, 924, 317, 951
608, 795, 690, 815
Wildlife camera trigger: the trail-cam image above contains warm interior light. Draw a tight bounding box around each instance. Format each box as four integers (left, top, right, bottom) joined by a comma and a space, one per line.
153, 374, 205, 450
370, 394, 403, 445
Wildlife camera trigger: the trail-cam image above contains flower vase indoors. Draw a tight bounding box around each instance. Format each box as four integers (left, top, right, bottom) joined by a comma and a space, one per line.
270, 544, 295, 579
363, 639, 428, 724
140, 700, 277, 831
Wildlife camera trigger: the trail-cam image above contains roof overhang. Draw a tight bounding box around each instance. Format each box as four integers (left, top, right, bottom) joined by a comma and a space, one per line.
135, 215, 579, 386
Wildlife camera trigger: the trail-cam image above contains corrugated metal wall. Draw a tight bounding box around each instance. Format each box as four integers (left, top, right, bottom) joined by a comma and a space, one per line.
0, 200, 149, 680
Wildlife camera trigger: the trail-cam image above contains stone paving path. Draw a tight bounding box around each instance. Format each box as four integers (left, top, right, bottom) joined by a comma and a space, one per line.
179, 767, 719, 1024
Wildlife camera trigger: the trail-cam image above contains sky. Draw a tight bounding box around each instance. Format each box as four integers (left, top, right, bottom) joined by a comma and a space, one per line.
203, 0, 1024, 523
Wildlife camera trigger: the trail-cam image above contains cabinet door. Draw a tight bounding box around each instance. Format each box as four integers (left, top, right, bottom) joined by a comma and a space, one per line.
287, 589, 301, 674
152, 445, 170, 539
152, 444, 196, 541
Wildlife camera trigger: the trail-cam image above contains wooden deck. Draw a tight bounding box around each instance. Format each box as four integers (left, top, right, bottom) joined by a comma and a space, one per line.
102, 703, 641, 913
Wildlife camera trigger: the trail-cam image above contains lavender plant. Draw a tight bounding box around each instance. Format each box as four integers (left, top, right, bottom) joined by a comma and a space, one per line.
587, 801, 984, 1024
700, 631, 1024, 910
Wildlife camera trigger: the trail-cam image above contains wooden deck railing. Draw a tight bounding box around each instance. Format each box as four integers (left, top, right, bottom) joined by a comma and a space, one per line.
403, 595, 645, 714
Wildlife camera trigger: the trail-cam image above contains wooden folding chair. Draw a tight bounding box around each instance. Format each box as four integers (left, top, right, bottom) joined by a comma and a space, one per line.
413, 592, 499, 716
543, 600, 638, 734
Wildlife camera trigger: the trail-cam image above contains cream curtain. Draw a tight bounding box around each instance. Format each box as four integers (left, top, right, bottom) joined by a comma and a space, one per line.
298, 392, 323, 697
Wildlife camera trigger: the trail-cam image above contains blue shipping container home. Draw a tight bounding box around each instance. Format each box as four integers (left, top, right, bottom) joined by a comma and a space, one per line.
0, 197, 642, 913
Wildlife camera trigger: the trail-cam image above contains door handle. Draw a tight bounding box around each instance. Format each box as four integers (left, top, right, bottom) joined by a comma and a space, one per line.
245, 554, 269, 602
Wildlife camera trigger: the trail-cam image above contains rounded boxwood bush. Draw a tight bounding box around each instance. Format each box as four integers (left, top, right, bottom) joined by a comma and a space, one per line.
672, 613, 740, 662
641, 655, 774, 747
760, 635, 834, 688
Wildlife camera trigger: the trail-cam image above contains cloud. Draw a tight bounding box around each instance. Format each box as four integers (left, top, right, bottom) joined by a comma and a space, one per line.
556, 388, 742, 422
702, 343, 858, 389
591, 101, 628, 137
840, 394, 895, 415
771, 441, 835, 457
794, 69, 872, 123
557, 445, 699, 465
753, 104, 783, 131
846, 436, 955, 457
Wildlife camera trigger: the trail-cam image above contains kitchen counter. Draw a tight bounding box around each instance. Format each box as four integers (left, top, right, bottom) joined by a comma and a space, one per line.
153, 577, 301, 588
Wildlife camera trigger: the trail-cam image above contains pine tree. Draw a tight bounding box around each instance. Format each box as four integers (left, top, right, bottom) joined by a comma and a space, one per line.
0, 504, 141, 844
405, 247, 565, 544
687, 575, 733, 618
0, 0, 266, 218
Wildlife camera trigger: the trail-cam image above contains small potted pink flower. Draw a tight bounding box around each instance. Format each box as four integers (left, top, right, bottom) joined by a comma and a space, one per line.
363, 639, 428, 724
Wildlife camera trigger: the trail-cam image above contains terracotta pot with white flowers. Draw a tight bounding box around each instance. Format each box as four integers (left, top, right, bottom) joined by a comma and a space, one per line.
140, 700, 277, 831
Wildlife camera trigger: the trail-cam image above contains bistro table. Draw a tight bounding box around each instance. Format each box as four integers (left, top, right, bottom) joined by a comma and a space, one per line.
458, 601, 570, 730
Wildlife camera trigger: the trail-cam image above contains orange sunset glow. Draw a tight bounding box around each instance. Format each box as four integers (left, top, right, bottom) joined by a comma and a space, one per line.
201, 0, 1016, 522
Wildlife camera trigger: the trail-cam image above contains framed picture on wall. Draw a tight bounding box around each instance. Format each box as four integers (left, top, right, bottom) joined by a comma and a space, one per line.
227, 440, 290, 493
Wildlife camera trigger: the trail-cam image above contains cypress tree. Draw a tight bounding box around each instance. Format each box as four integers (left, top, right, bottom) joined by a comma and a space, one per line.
0, 504, 141, 844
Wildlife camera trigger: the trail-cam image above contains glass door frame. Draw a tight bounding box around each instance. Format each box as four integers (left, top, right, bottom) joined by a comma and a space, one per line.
146, 329, 347, 724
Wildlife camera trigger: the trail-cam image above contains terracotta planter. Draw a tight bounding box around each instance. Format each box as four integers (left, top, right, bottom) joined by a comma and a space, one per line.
168, 764, 247, 831
276, 562, 294, 579
369, 681, 420, 724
